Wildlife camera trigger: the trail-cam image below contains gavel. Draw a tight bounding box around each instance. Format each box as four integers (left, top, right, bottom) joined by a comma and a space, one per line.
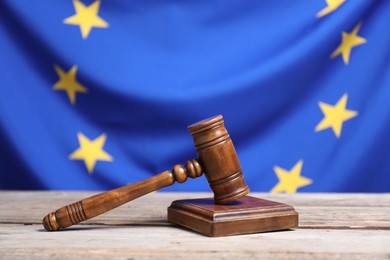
43, 115, 250, 231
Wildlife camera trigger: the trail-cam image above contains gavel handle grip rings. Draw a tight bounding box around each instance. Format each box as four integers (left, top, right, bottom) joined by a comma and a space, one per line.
42, 159, 202, 231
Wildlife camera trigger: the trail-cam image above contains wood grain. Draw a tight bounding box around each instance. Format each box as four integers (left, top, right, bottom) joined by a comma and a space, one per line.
1, 191, 388, 229
0, 224, 389, 259
0, 192, 389, 259
187, 115, 249, 204
42, 160, 203, 231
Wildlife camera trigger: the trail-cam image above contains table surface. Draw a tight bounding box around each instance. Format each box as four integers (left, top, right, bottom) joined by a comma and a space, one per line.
0, 191, 389, 259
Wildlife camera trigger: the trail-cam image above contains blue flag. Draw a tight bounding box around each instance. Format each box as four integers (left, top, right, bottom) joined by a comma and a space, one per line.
1, 0, 389, 192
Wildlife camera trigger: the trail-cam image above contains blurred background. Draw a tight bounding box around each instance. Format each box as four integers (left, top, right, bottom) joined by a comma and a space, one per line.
0, 0, 389, 192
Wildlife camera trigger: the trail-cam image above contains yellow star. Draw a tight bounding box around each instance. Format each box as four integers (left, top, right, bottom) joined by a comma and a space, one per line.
64, 0, 109, 39
69, 132, 113, 174
316, 0, 345, 18
331, 22, 367, 64
271, 160, 312, 194
53, 65, 87, 105
315, 93, 358, 138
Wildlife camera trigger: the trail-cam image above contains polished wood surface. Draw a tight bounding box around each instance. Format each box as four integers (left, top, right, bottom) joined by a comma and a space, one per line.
1, 191, 389, 259
188, 115, 249, 204
168, 196, 298, 236
43, 115, 249, 231
43, 160, 202, 231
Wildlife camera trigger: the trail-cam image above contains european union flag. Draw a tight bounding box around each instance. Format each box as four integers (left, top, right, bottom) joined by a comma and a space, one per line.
1, 0, 389, 192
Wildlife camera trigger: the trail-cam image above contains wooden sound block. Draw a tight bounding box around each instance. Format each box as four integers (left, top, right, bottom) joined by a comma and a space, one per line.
167, 196, 298, 237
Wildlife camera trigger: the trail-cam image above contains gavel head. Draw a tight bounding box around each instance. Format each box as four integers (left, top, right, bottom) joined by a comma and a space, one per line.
188, 115, 250, 204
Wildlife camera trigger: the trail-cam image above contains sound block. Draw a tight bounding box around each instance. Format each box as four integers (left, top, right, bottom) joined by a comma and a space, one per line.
167, 196, 298, 237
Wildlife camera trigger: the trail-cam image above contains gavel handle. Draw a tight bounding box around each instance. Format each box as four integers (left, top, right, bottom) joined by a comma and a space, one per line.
43, 160, 202, 231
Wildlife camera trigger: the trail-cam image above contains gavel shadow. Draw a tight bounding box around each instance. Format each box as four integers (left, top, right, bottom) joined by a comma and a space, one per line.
37, 224, 296, 236
36, 196, 298, 237
36, 219, 171, 232
172, 225, 297, 237
36, 200, 244, 233
36, 202, 243, 233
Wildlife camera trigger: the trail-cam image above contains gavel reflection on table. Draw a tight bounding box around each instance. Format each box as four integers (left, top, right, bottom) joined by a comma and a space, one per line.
43, 115, 297, 237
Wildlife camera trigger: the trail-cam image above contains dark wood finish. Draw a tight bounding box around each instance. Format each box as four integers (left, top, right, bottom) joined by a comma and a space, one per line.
188, 115, 250, 204
43, 160, 202, 231
168, 196, 298, 237
43, 115, 250, 231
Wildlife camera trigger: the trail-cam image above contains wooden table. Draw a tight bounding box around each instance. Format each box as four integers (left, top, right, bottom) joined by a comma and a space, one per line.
0, 191, 389, 259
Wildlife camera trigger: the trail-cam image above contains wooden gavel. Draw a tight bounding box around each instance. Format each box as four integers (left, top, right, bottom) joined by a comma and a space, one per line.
43, 115, 250, 231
